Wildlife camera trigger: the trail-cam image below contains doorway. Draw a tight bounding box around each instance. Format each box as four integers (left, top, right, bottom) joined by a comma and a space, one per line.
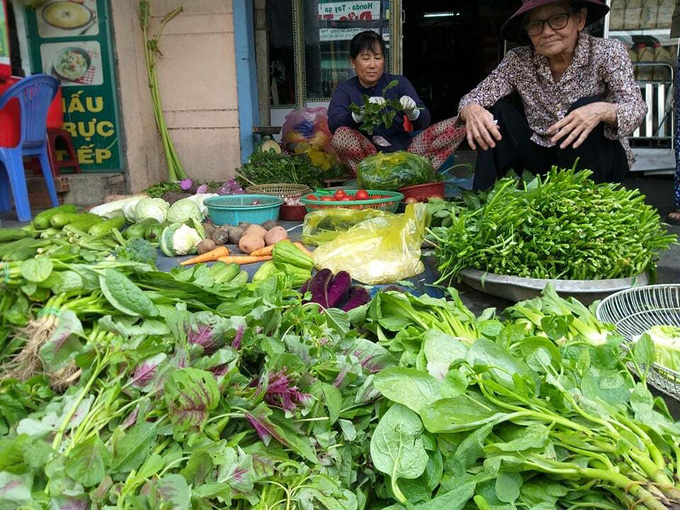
401, 1, 519, 123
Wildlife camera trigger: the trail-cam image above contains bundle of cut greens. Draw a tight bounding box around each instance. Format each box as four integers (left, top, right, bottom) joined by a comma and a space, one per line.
430, 168, 676, 283
236, 148, 324, 189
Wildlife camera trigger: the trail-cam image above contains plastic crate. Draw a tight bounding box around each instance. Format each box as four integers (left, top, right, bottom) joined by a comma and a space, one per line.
400, 181, 445, 202
204, 194, 283, 225
299, 189, 403, 213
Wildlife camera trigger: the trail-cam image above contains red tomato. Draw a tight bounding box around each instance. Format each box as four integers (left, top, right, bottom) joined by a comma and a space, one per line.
355, 189, 370, 200
340, 196, 353, 201
305, 194, 317, 201
320, 196, 334, 202
333, 189, 347, 200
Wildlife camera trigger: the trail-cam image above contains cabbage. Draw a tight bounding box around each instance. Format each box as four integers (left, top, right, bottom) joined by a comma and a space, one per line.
357, 151, 436, 190
185, 194, 218, 217
90, 195, 145, 219
167, 198, 203, 224
135, 197, 170, 223
639, 325, 680, 372
159, 223, 203, 256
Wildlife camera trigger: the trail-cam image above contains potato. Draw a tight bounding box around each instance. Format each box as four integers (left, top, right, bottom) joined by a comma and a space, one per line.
228, 226, 246, 244
243, 224, 267, 240
264, 226, 288, 246
237, 222, 251, 229
211, 226, 231, 245
261, 220, 278, 230
202, 222, 216, 240
239, 234, 265, 254
197, 239, 216, 255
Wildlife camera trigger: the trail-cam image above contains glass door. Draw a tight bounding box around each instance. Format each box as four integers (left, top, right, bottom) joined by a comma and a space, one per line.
268, 0, 400, 128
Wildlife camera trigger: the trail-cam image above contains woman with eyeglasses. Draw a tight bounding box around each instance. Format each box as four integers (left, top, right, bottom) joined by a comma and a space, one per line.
458, 0, 646, 189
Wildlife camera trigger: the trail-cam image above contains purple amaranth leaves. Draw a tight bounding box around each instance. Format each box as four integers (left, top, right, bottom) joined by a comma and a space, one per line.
130, 353, 167, 390
261, 371, 312, 414
246, 414, 272, 445
121, 405, 140, 430
231, 325, 245, 350
188, 324, 218, 354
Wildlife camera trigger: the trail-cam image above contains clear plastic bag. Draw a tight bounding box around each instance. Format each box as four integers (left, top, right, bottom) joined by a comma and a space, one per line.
311, 203, 428, 285
357, 151, 437, 191
302, 208, 393, 246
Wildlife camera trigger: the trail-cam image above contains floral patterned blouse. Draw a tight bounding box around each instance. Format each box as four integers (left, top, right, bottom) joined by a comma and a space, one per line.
458, 33, 647, 166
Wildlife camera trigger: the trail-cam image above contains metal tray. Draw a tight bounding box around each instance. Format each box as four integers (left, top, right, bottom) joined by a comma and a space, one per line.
459, 269, 649, 304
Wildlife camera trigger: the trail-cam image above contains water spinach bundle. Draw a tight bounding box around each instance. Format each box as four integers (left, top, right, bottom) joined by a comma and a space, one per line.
430, 168, 676, 283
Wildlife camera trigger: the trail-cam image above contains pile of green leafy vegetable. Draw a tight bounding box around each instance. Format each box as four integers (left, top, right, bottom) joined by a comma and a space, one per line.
352, 285, 680, 510
429, 168, 677, 283
3, 210, 680, 509
236, 149, 324, 189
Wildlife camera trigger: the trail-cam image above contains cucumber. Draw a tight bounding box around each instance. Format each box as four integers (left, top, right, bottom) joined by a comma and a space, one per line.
88, 216, 127, 237
0, 228, 32, 243
64, 214, 104, 231
124, 218, 158, 240
50, 212, 100, 229
33, 204, 78, 230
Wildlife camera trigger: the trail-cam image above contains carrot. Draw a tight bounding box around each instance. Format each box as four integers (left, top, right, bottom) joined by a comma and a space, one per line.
180, 246, 230, 266
294, 242, 313, 257
250, 239, 290, 257
217, 255, 272, 265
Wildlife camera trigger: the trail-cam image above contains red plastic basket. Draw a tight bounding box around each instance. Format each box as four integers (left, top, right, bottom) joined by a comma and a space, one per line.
400, 182, 445, 202
279, 204, 307, 221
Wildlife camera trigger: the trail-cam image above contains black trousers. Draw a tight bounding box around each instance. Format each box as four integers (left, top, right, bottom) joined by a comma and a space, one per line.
473, 96, 629, 190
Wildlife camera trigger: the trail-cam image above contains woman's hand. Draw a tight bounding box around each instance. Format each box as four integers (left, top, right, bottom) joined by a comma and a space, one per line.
548, 102, 617, 149
459, 103, 502, 150
399, 95, 420, 121
352, 96, 386, 123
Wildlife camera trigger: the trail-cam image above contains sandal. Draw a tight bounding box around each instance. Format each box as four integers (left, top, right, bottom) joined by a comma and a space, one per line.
667, 210, 680, 225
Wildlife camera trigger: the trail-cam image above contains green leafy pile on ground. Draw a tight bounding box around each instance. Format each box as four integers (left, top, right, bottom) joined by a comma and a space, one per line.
429, 168, 677, 282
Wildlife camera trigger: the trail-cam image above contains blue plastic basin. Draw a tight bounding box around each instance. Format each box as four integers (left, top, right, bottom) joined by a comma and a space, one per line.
204, 194, 283, 225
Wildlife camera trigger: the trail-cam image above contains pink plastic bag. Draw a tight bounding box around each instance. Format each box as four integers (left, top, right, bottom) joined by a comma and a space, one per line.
282, 107, 334, 154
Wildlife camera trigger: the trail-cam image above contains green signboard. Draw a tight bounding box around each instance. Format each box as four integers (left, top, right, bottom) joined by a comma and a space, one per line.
0, 0, 9, 77
25, 0, 121, 172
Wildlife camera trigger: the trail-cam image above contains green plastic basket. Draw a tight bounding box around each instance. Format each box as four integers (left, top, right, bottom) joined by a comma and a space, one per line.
204, 194, 283, 225
299, 189, 403, 213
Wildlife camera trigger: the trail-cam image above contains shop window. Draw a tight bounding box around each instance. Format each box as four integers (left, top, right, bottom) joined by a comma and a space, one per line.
268, 0, 394, 108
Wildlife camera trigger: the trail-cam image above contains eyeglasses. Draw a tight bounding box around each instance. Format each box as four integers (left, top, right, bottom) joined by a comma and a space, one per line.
524, 12, 573, 36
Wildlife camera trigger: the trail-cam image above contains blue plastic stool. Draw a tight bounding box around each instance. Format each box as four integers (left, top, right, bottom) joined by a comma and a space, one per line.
0, 75, 60, 221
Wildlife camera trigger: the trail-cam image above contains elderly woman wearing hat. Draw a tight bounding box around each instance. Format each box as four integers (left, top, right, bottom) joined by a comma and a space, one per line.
458, 0, 647, 190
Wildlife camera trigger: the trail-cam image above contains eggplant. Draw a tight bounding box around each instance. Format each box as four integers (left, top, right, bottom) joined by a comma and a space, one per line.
326, 271, 352, 309
341, 286, 371, 312
308, 268, 333, 308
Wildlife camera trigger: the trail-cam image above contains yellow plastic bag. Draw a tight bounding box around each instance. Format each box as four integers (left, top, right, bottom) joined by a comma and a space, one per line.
302, 207, 393, 246
312, 203, 428, 285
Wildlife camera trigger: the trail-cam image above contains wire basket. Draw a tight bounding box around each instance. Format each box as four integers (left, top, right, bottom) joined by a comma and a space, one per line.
596, 284, 680, 400
245, 183, 311, 199
299, 190, 403, 213
400, 181, 445, 202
